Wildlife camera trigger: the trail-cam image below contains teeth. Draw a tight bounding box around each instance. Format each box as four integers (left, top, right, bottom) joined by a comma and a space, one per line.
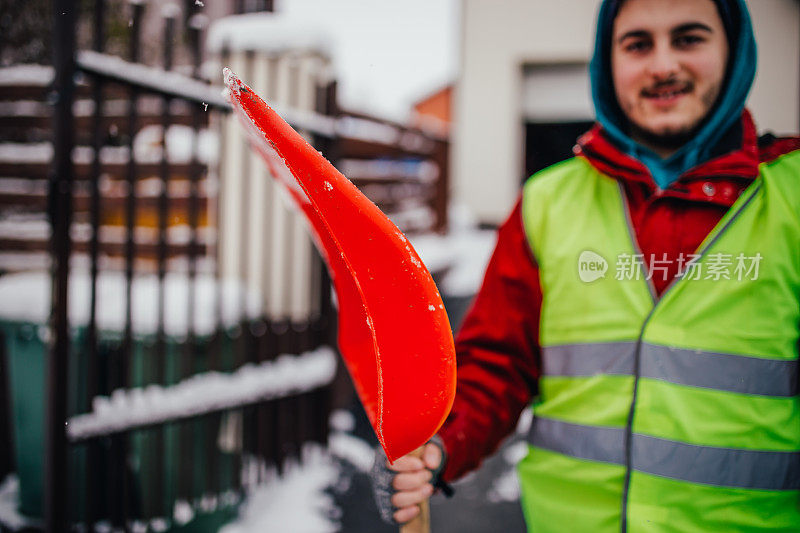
646, 89, 684, 99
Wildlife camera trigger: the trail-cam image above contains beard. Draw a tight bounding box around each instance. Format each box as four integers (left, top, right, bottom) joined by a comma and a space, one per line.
623, 79, 724, 154
629, 120, 699, 151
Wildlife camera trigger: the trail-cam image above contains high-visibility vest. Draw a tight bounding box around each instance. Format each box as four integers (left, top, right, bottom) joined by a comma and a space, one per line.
517, 150, 800, 532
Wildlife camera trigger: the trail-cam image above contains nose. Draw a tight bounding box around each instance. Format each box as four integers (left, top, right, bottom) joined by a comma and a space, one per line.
646, 44, 679, 80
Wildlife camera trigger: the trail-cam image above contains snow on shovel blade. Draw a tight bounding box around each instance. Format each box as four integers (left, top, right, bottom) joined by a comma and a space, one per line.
222, 68, 456, 462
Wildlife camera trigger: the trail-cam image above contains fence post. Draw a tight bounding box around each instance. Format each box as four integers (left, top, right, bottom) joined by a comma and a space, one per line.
433, 139, 449, 233
48, 0, 77, 530
84, 0, 105, 525
0, 330, 13, 482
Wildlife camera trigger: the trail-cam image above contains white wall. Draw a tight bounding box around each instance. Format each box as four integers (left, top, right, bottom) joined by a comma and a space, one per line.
521, 64, 593, 122
455, 0, 800, 225
748, 0, 800, 135
215, 49, 328, 321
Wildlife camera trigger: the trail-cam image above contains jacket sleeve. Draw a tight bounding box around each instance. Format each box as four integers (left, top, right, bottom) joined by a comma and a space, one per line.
438, 198, 543, 482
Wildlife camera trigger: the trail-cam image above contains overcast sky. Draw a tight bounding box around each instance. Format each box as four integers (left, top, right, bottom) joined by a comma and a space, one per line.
275, 0, 460, 121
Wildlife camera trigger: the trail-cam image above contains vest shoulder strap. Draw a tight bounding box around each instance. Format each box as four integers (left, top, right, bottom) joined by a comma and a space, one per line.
521, 156, 615, 261
760, 148, 800, 228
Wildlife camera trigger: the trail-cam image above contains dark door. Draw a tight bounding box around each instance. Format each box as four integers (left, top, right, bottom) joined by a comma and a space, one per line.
524, 120, 594, 181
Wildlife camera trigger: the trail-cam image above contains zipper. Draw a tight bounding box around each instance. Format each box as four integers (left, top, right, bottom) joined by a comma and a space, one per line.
616, 180, 762, 533
619, 309, 656, 533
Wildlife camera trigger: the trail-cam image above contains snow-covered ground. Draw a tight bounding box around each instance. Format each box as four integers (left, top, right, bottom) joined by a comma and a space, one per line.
0, 476, 38, 531
220, 404, 530, 533
1, 398, 526, 533
410, 203, 497, 296
220, 446, 340, 533
221, 409, 377, 533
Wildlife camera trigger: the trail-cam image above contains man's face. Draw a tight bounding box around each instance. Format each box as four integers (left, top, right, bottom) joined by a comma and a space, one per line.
611, 0, 729, 150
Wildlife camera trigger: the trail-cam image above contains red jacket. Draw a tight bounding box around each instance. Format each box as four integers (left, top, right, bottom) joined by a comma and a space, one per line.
438, 111, 800, 482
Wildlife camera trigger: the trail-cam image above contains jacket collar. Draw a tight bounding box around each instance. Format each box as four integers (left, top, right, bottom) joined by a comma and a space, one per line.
575, 110, 760, 191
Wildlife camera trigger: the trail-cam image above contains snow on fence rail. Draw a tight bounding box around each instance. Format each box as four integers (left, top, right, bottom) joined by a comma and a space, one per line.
1, 58, 444, 157
0, 132, 218, 166
76, 50, 230, 111
75, 51, 338, 138
0, 65, 53, 87
0, 270, 261, 338
67, 345, 337, 441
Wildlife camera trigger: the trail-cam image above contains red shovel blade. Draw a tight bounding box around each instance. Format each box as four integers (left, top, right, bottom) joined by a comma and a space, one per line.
223, 68, 456, 461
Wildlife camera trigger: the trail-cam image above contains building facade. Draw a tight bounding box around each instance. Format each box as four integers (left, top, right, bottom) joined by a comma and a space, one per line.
453, 0, 800, 225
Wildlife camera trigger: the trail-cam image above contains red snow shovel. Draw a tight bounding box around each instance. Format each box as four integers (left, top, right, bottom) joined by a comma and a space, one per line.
224, 69, 456, 532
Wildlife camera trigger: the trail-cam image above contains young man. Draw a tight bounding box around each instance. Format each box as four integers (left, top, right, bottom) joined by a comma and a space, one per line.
374, 0, 800, 530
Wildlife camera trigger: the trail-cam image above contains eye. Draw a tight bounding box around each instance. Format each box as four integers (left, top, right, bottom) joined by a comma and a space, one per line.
623, 39, 651, 53
673, 34, 704, 48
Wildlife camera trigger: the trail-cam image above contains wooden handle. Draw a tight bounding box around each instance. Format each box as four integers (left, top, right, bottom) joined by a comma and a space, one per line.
399, 446, 431, 533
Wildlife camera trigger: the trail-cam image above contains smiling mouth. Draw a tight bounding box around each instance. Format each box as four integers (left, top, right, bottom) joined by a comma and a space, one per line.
642, 83, 692, 100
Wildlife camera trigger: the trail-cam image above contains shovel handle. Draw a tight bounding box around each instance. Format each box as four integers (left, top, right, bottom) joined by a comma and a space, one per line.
399, 446, 431, 533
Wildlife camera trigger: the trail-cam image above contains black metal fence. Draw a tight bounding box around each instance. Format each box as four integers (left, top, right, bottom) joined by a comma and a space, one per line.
43, 1, 337, 530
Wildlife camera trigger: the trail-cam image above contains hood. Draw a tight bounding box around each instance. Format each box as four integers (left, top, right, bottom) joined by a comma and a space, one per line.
589, 0, 757, 189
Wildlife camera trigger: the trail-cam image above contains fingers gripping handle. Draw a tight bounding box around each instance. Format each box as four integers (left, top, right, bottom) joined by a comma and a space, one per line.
400, 446, 431, 533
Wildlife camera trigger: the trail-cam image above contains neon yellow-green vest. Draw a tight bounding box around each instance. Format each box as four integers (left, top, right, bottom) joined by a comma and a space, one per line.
517, 150, 800, 532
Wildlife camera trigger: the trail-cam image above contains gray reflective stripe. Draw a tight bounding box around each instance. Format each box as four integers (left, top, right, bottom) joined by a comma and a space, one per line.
527, 417, 800, 490
542, 342, 798, 397
529, 417, 625, 465
633, 434, 800, 490
542, 342, 635, 377
640, 344, 798, 397
528, 417, 625, 465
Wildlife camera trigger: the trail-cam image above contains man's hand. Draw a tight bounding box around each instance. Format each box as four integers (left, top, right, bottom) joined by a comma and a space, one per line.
371, 441, 444, 524
389, 443, 442, 523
